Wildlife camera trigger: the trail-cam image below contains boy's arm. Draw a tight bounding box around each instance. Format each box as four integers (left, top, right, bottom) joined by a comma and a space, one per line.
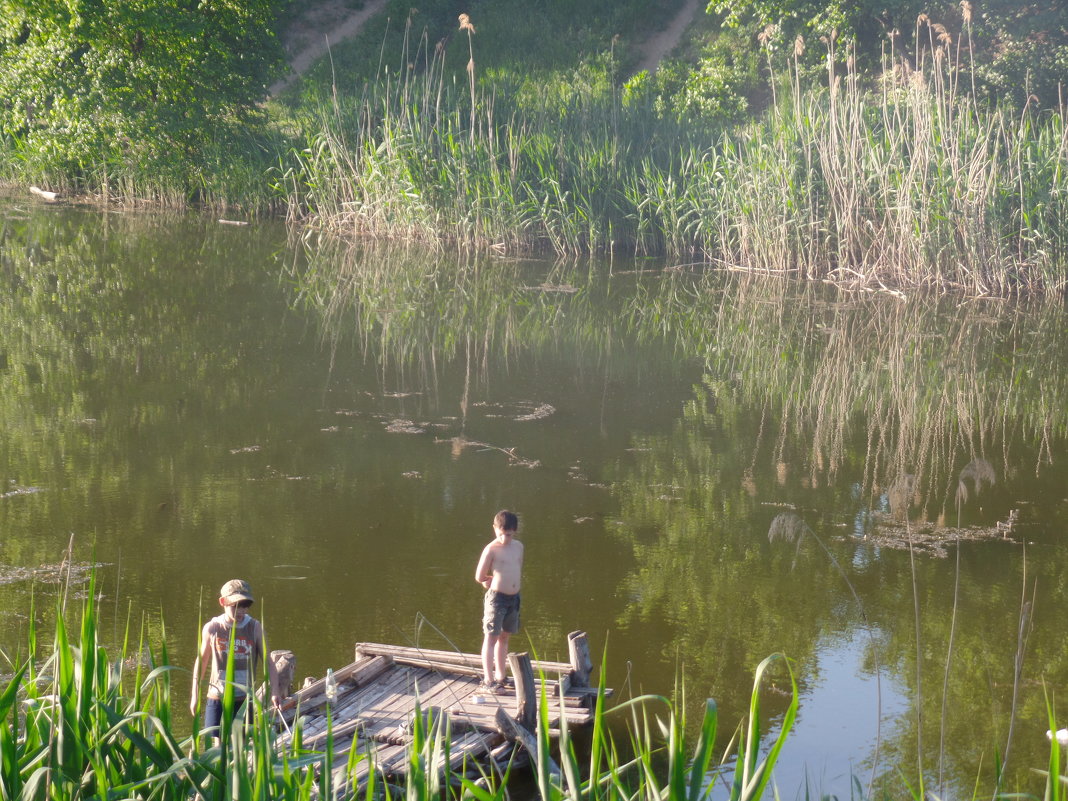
190, 624, 212, 717
475, 544, 494, 588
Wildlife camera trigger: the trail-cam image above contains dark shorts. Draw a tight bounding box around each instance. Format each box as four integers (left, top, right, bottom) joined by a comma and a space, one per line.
483, 590, 520, 635
203, 695, 250, 736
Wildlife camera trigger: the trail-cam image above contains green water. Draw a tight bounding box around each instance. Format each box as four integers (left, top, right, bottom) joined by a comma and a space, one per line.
2, 199, 1068, 798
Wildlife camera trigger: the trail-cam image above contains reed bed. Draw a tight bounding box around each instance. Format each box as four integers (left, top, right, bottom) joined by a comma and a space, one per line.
283, 16, 1068, 294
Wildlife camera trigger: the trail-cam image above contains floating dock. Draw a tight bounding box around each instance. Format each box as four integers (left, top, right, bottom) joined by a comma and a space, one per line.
273, 631, 609, 793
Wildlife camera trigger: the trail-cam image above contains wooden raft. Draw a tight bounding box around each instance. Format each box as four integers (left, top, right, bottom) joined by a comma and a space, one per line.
274, 631, 610, 793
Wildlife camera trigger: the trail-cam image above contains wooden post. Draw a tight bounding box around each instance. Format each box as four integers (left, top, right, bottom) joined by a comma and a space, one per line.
567, 631, 592, 687
508, 651, 537, 730
270, 650, 296, 700
495, 707, 561, 786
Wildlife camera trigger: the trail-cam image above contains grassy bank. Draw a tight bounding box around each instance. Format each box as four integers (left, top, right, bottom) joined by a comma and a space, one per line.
3, 1, 1065, 293
2, 578, 804, 800
280, 12, 1067, 293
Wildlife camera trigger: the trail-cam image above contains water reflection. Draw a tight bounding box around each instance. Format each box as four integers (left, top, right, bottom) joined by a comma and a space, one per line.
3, 203, 1068, 799
299, 235, 1068, 796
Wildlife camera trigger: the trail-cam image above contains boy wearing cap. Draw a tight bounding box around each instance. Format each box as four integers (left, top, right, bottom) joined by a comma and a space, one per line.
190, 579, 280, 740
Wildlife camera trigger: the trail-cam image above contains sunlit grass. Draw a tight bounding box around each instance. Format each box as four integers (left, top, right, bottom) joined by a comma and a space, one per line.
279, 12, 1067, 294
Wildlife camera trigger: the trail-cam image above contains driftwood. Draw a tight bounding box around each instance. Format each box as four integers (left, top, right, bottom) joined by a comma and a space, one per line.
29, 186, 59, 202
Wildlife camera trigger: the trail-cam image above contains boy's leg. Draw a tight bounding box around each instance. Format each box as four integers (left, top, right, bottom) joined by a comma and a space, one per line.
481, 632, 498, 685
493, 632, 510, 683
203, 697, 223, 746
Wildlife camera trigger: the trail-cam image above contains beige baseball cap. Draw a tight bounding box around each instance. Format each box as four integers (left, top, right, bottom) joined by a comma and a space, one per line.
220, 579, 254, 604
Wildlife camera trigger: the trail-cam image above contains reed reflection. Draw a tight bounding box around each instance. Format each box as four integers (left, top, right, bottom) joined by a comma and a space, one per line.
298, 240, 1068, 795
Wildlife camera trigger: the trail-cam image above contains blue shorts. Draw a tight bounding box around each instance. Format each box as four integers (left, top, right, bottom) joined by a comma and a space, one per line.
483, 590, 521, 635
203, 695, 250, 736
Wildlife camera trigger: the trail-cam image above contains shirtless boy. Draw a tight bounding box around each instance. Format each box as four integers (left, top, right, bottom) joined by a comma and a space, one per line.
474, 510, 524, 691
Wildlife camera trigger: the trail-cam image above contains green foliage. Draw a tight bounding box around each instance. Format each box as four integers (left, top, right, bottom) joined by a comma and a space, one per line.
706, 0, 927, 49
0, 0, 287, 200
705, 0, 1068, 108
624, 32, 758, 122
969, 0, 1068, 108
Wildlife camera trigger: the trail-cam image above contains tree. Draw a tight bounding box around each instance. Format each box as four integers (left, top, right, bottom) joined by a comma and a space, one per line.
705, 0, 1068, 107
0, 0, 286, 189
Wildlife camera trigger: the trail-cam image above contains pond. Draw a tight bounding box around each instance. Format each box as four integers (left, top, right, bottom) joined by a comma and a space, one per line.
1, 199, 1067, 798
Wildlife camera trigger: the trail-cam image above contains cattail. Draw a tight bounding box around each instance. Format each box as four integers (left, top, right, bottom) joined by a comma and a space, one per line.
458, 13, 475, 33
758, 24, 775, 46
960, 1, 972, 24
917, 13, 929, 26
794, 35, 805, 57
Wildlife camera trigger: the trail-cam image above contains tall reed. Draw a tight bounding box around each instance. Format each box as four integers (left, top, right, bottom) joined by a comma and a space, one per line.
281, 10, 1067, 293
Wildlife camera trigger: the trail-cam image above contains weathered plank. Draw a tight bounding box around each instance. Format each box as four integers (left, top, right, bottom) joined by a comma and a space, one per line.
280, 636, 610, 797
279, 654, 393, 722
356, 642, 575, 677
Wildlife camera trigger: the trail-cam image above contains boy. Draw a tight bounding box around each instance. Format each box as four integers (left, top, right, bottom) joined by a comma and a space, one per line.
190, 579, 280, 741
474, 510, 524, 691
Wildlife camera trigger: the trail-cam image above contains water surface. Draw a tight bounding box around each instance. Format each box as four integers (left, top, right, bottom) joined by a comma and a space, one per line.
2, 200, 1067, 798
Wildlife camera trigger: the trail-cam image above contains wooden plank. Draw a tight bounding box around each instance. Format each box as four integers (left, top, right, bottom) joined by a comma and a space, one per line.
448, 730, 495, 772
279, 655, 394, 722
356, 642, 575, 677
358, 667, 434, 722
301, 714, 366, 748
567, 685, 614, 698
302, 667, 415, 739
358, 668, 437, 742
402, 675, 472, 722
444, 701, 505, 731
376, 741, 416, 774
279, 654, 379, 712
281, 682, 360, 725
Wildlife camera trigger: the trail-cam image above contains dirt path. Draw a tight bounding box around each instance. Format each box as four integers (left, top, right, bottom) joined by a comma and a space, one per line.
269, 0, 389, 96
271, 0, 701, 95
633, 0, 702, 75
